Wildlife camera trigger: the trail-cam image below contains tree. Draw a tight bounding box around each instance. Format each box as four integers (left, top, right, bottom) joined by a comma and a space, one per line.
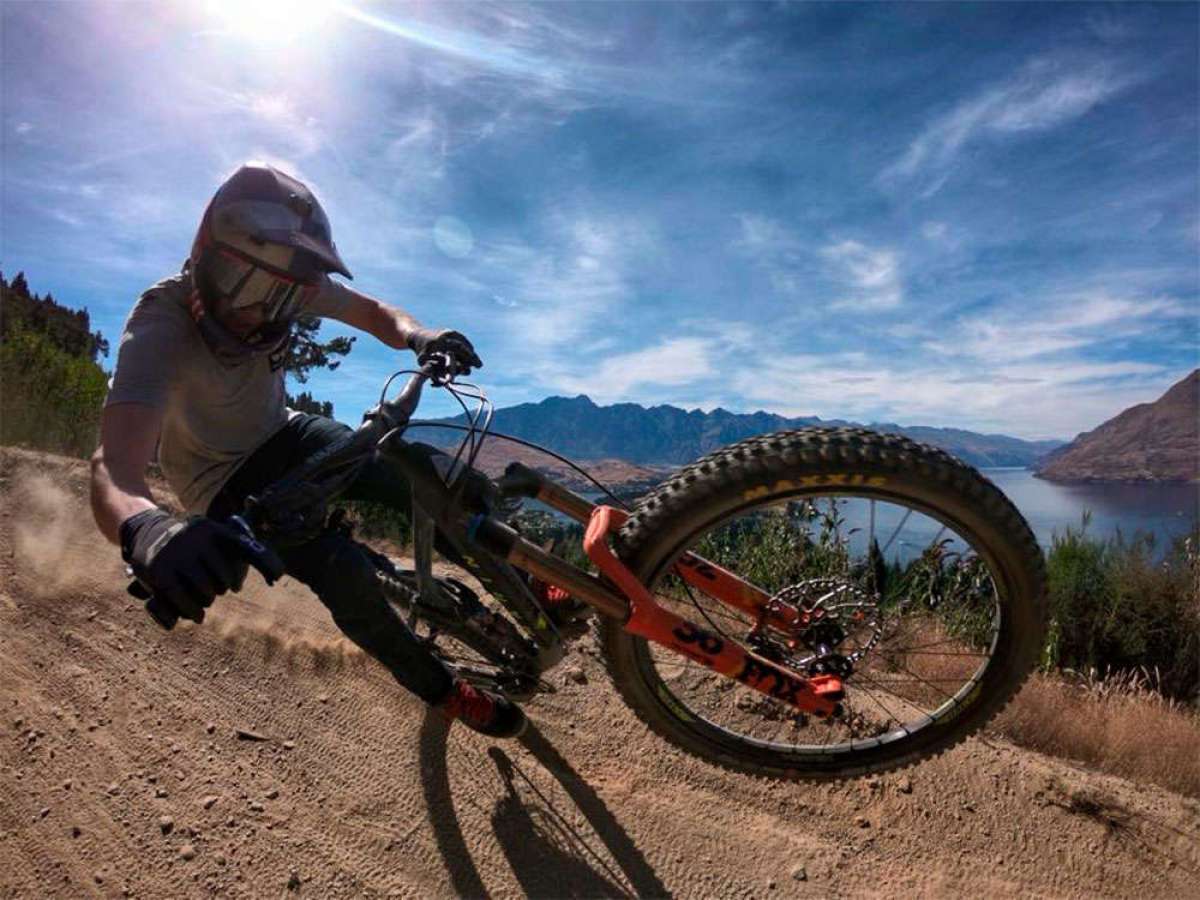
284, 315, 355, 383
280, 314, 350, 422
0, 271, 110, 457
286, 390, 334, 418
0, 272, 108, 362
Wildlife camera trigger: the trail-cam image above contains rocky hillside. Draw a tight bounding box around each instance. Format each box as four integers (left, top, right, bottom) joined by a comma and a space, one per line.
420, 395, 1062, 470
444, 439, 669, 495
1036, 370, 1199, 483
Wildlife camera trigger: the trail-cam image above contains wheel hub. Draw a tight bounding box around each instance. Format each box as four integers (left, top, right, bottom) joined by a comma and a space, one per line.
749, 577, 882, 676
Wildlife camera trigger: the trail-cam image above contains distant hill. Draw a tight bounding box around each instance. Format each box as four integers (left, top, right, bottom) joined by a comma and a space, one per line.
414, 394, 1063, 473
1035, 371, 1199, 483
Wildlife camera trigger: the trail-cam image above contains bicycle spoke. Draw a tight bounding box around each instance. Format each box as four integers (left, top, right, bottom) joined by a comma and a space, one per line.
846, 680, 910, 735
880, 507, 913, 556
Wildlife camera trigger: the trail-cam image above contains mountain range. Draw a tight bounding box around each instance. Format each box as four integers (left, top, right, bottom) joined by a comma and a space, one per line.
413, 394, 1064, 472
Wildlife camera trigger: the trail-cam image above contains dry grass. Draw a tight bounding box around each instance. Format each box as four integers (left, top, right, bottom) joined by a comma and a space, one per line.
994, 671, 1200, 798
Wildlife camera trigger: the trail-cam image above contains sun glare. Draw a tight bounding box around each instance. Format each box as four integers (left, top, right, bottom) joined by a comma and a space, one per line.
204, 0, 336, 43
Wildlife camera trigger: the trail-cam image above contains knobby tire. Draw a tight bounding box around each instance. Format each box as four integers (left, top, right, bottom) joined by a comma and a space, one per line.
598, 427, 1047, 780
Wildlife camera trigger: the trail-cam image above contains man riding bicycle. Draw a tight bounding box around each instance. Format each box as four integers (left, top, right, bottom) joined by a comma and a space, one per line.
90, 163, 528, 737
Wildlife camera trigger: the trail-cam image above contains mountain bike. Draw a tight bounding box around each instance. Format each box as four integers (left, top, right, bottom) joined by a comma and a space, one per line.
131, 355, 1047, 780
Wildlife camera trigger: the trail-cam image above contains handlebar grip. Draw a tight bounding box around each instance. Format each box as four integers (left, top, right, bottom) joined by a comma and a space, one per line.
127, 517, 284, 631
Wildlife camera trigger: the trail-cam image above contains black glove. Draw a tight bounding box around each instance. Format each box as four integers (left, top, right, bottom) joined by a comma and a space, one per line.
406, 327, 482, 376
120, 509, 250, 625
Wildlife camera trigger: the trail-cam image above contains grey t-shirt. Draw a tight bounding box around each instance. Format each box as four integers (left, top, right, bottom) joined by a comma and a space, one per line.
105, 270, 353, 514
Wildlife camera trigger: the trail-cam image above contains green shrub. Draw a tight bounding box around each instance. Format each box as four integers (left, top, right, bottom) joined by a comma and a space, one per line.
336, 498, 412, 546
1, 326, 109, 458
1044, 515, 1199, 702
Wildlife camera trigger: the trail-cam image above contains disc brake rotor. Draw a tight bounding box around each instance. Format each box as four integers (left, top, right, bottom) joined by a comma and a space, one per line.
753, 577, 883, 675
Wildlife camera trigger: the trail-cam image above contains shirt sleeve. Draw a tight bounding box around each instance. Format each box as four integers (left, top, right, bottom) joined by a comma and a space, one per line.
104, 290, 188, 409
301, 274, 354, 320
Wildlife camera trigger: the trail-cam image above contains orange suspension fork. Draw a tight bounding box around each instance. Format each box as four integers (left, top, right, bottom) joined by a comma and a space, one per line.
584, 506, 842, 717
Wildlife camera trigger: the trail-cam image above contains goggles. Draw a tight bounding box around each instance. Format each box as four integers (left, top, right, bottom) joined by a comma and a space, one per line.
205, 246, 318, 323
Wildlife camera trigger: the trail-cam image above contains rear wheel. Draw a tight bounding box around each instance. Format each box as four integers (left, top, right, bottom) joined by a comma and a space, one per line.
600, 427, 1046, 780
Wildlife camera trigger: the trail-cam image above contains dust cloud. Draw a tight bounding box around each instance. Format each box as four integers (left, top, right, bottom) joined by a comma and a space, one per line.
12, 472, 119, 598
207, 583, 365, 673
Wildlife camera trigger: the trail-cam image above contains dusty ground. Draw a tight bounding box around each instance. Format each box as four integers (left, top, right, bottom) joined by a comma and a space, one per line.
1, 447, 1198, 899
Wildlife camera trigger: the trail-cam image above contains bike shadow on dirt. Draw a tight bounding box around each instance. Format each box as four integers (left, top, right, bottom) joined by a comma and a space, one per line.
419, 712, 668, 898
1046, 786, 1200, 880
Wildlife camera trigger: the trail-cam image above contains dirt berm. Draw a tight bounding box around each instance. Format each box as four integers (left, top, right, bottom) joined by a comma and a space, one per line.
1, 447, 1197, 898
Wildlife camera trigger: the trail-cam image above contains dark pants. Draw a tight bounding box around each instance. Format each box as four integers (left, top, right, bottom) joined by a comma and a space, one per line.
207, 414, 456, 704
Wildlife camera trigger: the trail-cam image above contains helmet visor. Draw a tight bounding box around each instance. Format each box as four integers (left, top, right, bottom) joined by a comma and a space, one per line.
215, 198, 352, 278
207, 247, 315, 323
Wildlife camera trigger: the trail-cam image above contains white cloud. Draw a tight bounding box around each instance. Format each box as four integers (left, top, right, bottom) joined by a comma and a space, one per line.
15, 121, 33, 135
711, 273, 1194, 437
921, 221, 948, 242
820, 240, 903, 310
492, 212, 655, 348
50, 209, 84, 228
734, 213, 799, 253
548, 336, 718, 401
731, 213, 814, 297
727, 354, 1178, 439
924, 292, 1192, 362
882, 57, 1135, 191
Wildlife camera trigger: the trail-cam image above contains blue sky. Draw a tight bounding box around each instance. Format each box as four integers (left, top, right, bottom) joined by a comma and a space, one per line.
2, 1, 1196, 440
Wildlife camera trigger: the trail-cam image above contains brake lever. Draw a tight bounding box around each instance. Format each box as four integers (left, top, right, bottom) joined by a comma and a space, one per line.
416, 350, 458, 386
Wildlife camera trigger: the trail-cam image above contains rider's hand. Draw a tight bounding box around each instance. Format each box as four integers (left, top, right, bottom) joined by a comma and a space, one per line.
406, 327, 483, 376
120, 509, 250, 625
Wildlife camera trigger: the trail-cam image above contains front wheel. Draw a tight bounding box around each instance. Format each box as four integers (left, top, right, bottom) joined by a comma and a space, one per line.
599, 427, 1046, 780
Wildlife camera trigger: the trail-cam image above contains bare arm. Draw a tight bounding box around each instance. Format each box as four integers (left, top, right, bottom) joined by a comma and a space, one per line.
330, 284, 422, 350
90, 403, 164, 544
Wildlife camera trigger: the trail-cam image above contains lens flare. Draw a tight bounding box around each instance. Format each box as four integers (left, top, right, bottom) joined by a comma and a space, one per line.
204, 0, 335, 43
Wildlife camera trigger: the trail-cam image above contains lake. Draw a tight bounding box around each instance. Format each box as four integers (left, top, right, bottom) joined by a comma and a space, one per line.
567, 468, 1197, 557
981, 468, 1197, 553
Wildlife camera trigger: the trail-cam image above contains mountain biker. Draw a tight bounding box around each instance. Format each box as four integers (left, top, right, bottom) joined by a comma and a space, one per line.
89, 162, 528, 737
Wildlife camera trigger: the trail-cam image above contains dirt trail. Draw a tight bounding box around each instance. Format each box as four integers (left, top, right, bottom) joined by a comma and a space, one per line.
1, 448, 1198, 899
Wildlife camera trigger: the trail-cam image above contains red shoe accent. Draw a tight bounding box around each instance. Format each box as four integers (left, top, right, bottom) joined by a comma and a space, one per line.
531, 578, 573, 608
440, 681, 527, 738
442, 681, 495, 724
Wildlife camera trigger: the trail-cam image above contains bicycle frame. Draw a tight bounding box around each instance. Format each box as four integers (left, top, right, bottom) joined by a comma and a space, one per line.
238, 363, 844, 719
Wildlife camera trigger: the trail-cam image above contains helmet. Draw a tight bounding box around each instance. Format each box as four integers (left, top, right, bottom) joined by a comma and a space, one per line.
187, 163, 353, 365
